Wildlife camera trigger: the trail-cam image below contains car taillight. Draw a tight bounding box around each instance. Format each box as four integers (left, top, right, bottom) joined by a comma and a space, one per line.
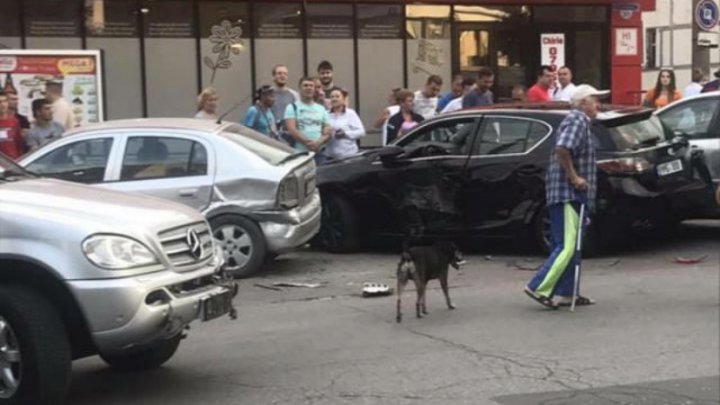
277, 175, 299, 208
597, 157, 651, 174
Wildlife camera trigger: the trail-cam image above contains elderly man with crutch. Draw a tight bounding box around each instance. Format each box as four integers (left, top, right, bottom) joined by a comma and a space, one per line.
524, 84, 609, 310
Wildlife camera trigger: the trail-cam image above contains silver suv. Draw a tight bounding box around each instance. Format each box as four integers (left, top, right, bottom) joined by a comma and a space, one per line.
19, 118, 321, 278
0, 156, 237, 405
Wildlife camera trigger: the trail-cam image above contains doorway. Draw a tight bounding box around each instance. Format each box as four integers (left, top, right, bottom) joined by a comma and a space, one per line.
454, 23, 532, 102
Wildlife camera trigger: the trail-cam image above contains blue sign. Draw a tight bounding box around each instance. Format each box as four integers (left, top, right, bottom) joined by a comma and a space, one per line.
696, 0, 719, 31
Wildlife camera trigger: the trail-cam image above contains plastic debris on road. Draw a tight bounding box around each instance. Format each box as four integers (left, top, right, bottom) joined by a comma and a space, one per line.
362, 282, 393, 298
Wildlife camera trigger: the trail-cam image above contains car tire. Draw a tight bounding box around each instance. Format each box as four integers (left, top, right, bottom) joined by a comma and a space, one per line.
100, 334, 182, 371
0, 285, 71, 405
532, 205, 601, 257
210, 215, 267, 278
318, 194, 360, 253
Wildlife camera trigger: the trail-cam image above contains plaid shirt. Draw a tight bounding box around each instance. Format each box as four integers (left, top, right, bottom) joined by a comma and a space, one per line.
546, 109, 597, 209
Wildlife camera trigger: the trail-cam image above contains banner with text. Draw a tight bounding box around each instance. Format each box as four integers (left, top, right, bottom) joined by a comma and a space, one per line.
0, 50, 105, 127
540, 33, 565, 72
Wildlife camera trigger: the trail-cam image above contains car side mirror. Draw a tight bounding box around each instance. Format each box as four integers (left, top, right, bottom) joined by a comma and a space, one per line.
377, 145, 405, 162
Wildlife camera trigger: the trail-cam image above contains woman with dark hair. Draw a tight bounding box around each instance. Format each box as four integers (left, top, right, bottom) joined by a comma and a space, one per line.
325, 87, 365, 159
643, 69, 681, 108
386, 89, 424, 144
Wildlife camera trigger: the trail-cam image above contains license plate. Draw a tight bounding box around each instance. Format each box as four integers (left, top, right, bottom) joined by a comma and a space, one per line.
201, 290, 233, 321
657, 159, 683, 176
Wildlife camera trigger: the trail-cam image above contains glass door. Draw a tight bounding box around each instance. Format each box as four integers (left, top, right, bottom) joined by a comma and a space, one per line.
454, 24, 531, 102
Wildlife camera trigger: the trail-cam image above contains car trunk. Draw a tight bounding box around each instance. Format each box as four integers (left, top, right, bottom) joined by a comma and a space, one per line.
593, 110, 709, 195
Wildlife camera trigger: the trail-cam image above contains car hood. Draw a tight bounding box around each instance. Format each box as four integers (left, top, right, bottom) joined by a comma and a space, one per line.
0, 178, 202, 233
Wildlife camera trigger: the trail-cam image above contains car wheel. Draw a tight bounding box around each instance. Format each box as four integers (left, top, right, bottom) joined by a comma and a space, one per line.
210, 215, 267, 278
100, 334, 182, 371
319, 194, 359, 253
532, 205, 600, 257
0, 285, 71, 405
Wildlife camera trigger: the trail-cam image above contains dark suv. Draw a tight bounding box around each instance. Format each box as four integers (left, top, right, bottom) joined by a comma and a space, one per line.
316, 103, 711, 253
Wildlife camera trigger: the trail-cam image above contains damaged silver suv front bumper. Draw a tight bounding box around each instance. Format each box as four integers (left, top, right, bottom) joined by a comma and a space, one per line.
68, 253, 238, 354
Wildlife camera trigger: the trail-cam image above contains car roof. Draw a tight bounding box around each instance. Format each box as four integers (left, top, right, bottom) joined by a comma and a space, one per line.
64, 118, 232, 136
655, 91, 720, 113
442, 102, 653, 122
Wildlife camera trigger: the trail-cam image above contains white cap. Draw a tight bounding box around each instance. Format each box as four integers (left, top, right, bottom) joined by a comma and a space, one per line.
571, 84, 610, 103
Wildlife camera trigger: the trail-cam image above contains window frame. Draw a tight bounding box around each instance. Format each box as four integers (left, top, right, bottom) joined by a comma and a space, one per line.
22, 135, 117, 184
657, 97, 720, 140
394, 116, 481, 157
471, 115, 554, 157
118, 135, 211, 182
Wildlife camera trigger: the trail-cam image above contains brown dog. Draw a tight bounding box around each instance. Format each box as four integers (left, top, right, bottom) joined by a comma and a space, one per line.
396, 241, 464, 323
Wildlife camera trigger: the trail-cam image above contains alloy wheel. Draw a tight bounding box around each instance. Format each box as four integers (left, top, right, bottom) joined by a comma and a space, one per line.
0, 317, 22, 399
214, 225, 253, 272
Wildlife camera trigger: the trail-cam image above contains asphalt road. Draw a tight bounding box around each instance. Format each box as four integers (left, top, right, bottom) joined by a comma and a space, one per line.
69, 221, 720, 405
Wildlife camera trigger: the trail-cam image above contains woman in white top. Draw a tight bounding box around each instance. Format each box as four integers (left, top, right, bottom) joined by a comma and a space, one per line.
325, 87, 365, 160
194, 87, 219, 120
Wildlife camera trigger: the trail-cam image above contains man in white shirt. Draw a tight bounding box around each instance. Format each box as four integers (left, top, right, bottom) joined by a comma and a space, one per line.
683, 68, 705, 98
552, 66, 577, 102
413, 75, 443, 119
44, 80, 75, 130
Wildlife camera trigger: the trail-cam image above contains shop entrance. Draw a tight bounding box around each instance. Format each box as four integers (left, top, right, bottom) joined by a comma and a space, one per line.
454, 23, 533, 102
453, 20, 609, 102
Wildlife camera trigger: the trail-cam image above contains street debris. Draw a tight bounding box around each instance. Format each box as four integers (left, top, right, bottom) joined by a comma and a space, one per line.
606, 258, 621, 267
272, 282, 327, 288
508, 259, 541, 271
362, 282, 393, 298
673, 255, 707, 265
254, 283, 283, 291
484, 255, 494, 261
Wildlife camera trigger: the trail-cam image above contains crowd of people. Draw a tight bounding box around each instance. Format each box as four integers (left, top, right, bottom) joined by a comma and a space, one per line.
191, 61, 718, 163
0, 83, 70, 160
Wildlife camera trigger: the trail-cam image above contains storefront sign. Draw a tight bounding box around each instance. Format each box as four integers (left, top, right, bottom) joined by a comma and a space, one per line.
306, 4, 353, 39
615, 28, 638, 56
695, 0, 719, 31
0, 50, 104, 127
357, 5, 403, 39
612, 3, 640, 20
25, 0, 82, 37
143, 1, 194, 38
254, 4, 301, 39
540, 34, 565, 71
86, 0, 139, 38
308, 21, 353, 39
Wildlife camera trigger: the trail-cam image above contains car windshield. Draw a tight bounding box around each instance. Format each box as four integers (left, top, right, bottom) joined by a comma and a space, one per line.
0, 154, 32, 181
221, 124, 295, 166
595, 115, 667, 151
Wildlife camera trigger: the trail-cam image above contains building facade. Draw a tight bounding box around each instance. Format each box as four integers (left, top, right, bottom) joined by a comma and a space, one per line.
1, 0, 658, 129
642, 0, 720, 92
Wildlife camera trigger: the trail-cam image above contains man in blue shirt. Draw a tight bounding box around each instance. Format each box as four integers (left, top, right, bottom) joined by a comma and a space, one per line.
525, 84, 608, 310
436, 74, 463, 112
462, 67, 494, 108
284, 77, 332, 160
242, 85, 277, 137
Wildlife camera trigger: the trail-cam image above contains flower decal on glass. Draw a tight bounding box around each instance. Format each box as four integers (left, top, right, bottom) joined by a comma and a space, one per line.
204, 19, 245, 83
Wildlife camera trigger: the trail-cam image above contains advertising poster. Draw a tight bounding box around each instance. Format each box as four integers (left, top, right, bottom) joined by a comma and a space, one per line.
0, 50, 104, 128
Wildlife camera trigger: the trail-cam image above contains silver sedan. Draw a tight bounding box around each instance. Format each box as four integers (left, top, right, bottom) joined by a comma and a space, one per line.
19, 118, 321, 277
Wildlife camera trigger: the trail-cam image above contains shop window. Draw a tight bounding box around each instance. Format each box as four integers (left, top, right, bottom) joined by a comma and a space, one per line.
199, 1, 251, 122
357, 4, 404, 130
253, 3, 303, 98
85, 0, 142, 120
24, 0, 82, 49
0, 0, 22, 48
645, 28, 658, 69
406, 5, 451, 91
532, 6, 607, 23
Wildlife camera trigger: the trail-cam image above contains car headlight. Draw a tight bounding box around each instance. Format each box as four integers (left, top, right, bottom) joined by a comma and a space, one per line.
82, 235, 159, 270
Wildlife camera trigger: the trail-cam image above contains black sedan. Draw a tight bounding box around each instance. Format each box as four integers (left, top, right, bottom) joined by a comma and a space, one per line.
316, 103, 712, 254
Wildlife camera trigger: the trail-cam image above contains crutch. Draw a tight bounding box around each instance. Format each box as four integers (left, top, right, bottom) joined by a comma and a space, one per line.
570, 200, 586, 313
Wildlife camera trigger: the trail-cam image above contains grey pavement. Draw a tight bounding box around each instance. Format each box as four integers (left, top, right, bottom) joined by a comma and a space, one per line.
69, 220, 720, 405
